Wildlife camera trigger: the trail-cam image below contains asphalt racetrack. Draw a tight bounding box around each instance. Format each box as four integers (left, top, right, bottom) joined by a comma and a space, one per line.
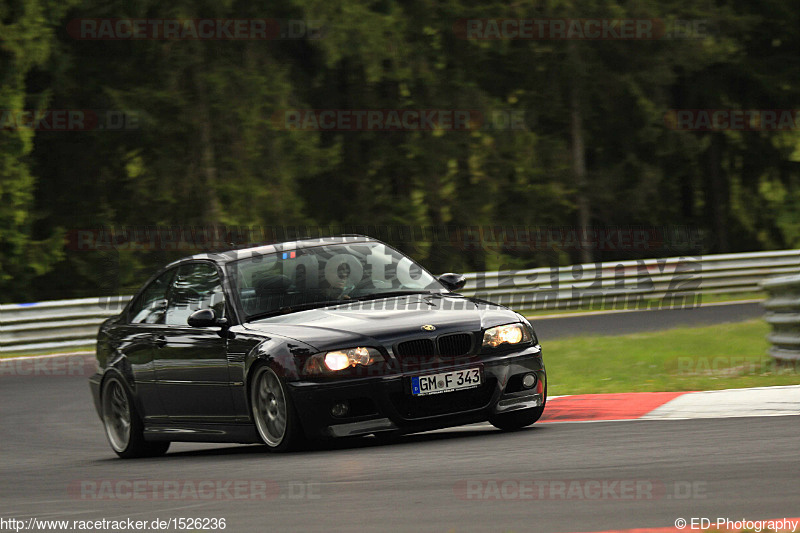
531, 300, 763, 340
2, 302, 797, 533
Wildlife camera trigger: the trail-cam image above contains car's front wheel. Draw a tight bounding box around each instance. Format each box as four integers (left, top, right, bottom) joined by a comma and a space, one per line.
250, 365, 304, 452
101, 375, 170, 459
490, 383, 547, 431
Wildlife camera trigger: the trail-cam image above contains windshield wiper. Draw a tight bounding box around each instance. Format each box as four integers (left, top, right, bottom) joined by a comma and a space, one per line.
348, 290, 436, 302
246, 291, 438, 320
247, 299, 347, 320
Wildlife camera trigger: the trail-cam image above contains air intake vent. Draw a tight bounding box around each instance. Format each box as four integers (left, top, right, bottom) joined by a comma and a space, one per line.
395, 338, 436, 357
437, 333, 473, 356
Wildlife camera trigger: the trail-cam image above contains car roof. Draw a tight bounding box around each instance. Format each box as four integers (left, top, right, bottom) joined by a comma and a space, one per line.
164, 234, 379, 268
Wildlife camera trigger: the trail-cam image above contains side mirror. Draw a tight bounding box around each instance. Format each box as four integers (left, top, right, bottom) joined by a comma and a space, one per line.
438, 273, 467, 292
187, 308, 228, 328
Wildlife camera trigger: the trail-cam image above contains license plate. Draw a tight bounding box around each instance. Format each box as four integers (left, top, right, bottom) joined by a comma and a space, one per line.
411, 367, 482, 396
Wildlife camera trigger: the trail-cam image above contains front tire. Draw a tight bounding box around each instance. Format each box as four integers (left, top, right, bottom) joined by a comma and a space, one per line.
101, 375, 170, 459
251, 365, 304, 452
490, 383, 547, 431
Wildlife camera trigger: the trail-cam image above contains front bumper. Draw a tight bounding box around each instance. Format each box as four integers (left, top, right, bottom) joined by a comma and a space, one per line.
289, 345, 545, 439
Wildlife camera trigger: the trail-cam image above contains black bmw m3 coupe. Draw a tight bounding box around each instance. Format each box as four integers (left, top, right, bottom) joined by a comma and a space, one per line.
89, 235, 546, 457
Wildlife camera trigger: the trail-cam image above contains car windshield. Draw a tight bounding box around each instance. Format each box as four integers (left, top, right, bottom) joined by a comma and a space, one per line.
227, 241, 445, 319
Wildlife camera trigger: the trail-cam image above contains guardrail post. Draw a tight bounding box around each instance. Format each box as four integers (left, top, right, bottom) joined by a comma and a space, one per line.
761, 274, 800, 362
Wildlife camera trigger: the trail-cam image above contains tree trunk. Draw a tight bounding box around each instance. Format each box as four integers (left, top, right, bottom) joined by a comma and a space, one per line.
194, 66, 221, 226
707, 132, 728, 252
569, 43, 592, 264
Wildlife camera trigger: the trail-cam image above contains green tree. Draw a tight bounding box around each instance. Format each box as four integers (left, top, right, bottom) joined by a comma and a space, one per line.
0, 0, 69, 302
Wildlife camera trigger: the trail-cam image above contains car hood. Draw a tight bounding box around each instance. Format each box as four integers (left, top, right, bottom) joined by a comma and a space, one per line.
241, 294, 519, 351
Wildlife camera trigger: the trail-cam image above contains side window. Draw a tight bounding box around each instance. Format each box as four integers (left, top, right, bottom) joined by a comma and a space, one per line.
128, 269, 175, 324
164, 263, 226, 326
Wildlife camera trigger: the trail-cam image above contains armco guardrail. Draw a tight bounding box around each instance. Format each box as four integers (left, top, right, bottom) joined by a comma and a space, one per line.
460, 249, 800, 310
1, 250, 799, 354
0, 296, 131, 354
761, 274, 800, 362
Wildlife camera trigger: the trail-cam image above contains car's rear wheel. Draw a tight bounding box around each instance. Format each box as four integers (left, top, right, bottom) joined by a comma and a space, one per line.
251, 365, 303, 452
102, 375, 170, 459
490, 383, 547, 431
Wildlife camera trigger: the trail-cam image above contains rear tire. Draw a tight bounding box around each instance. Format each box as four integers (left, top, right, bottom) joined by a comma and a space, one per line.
101, 375, 170, 459
251, 365, 304, 452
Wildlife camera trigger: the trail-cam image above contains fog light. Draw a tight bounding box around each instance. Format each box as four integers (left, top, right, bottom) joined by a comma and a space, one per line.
331, 402, 349, 417
522, 373, 537, 389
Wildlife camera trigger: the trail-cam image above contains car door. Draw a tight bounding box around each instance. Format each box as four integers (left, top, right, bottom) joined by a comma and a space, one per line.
154, 261, 237, 423
119, 267, 176, 422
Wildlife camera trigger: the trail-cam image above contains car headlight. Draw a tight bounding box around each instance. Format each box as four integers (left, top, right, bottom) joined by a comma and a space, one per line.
482, 323, 531, 349
303, 347, 384, 374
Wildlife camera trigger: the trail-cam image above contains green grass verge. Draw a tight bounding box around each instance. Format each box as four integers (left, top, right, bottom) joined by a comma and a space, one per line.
0, 346, 94, 358
545, 319, 799, 396
6, 316, 797, 399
